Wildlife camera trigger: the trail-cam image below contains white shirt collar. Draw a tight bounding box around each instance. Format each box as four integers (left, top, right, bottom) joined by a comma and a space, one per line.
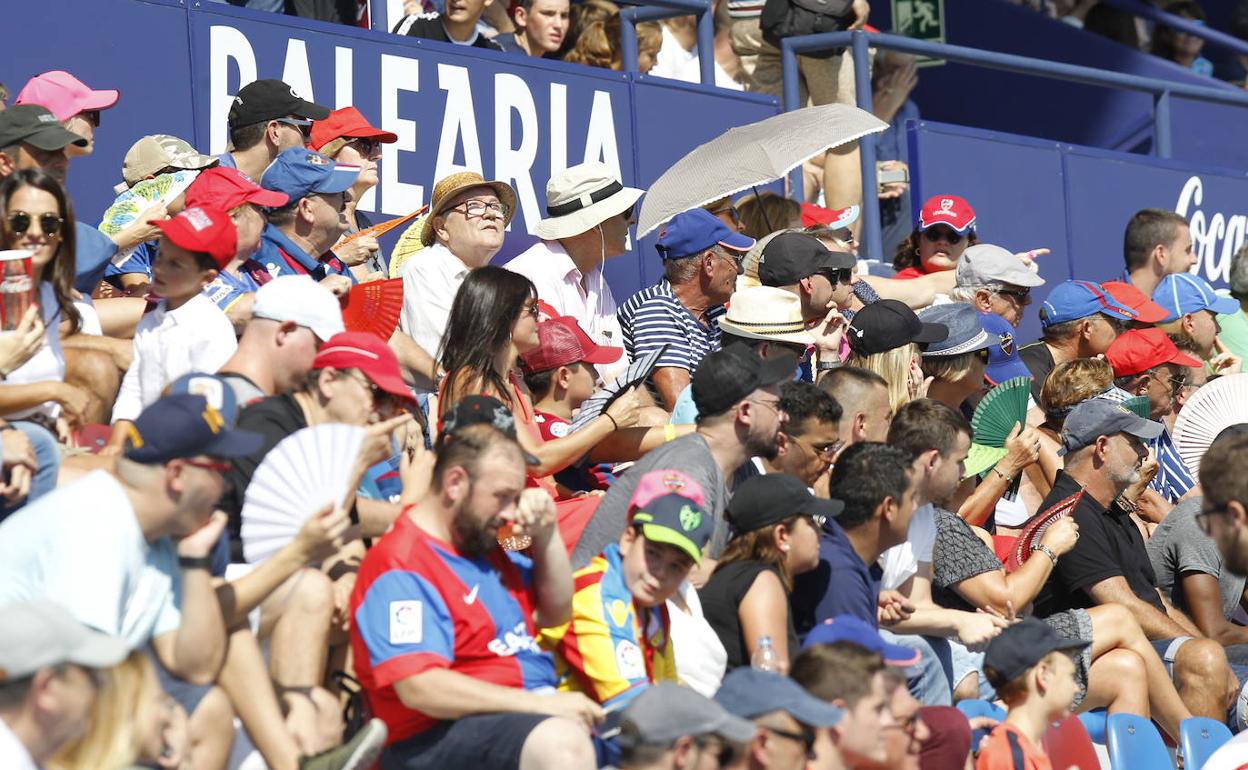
0, 718, 40, 770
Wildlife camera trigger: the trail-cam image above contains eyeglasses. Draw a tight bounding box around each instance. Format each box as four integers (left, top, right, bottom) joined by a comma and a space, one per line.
694, 738, 738, 767
994, 287, 1031, 302
819, 268, 853, 285
763, 726, 817, 760
182, 458, 232, 475
708, 203, 741, 225
344, 137, 381, 157
448, 199, 511, 219
6, 211, 64, 237
922, 227, 964, 244
749, 396, 782, 414
975, 348, 990, 363
716, 249, 745, 271
275, 117, 313, 139
789, 434, 844, 460
521, 300, 540, 319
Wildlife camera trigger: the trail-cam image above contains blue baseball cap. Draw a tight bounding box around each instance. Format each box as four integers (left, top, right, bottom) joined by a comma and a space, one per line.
801, 615, 921, 666
124, 394, 263, 464
980, 311, 1031, 385
1038, 280, 1137, 328
1152, 272, 1237, 323
715, 667, 844, 727
655, 208, 753, 261
167, 373, 239, 426
260, 148, 359, 202
917, 303, 997, 358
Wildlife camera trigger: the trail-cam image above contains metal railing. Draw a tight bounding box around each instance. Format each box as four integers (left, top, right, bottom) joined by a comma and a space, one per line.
780, 30, 1248, 261
1099, 0, 1248, 61
619, 0, 715, 86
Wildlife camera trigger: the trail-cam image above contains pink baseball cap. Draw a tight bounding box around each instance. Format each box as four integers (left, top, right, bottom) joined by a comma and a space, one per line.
15, 71, 119, 122
628, 469, 706, 519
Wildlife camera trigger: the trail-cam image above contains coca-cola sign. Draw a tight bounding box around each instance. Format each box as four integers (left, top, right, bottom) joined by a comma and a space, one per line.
1175, 174, 1246, 286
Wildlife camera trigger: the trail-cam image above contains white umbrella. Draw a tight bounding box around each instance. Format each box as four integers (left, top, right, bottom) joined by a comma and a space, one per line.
635, 103, 888, 239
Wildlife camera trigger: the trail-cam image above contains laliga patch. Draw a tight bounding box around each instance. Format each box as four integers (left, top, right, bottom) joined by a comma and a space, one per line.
549, 421, 570, 439
389, 600, 423, 645
615, 640, 646, 680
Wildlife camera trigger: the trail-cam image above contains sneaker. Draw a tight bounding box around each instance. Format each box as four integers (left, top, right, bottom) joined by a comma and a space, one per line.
299, 718, 387, 770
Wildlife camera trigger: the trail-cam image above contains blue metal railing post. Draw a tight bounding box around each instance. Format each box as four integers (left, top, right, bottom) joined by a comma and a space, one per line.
695, 3, 715, 86
851, 31, 881, 261
619, 1, 716, 87
620, 12, 640, 75
1100, 0, 1248, 61
781, 39, 803, 200
1154, 90, 1173, 158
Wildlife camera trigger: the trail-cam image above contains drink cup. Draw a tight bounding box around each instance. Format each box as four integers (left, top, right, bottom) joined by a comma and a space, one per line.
0, 251, 35, 332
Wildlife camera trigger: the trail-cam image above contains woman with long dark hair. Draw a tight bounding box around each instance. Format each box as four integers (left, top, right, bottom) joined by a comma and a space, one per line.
437, 265, 639, 479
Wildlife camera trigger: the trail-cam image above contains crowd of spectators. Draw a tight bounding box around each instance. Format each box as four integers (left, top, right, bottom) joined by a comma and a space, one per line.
10, 3, 1248, 768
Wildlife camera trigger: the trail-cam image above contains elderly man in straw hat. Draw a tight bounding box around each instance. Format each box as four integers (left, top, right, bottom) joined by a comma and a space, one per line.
503, 162, 643, 375
398, 171, 517, 384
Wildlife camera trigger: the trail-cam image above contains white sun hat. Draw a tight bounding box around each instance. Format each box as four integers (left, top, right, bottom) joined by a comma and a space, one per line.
534, 162, 645, 241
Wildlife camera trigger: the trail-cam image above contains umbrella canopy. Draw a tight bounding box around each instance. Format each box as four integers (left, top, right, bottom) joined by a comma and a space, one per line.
635, 104, 888, 239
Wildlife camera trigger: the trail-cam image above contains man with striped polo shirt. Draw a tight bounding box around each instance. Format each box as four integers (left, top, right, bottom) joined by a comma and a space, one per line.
617, 208, 753, 412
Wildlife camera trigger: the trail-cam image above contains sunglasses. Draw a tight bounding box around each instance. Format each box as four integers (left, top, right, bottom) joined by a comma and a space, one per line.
6, 211, 64, 237
708, 203, 741, 224
183, 458, 232, 475
922, 227, 964, 244
765, 726, 817, 760
275, 117, 313, 139
522, 300, 540, 319
619, 202, 636, 222
994, 287, 1030, 302
344, 137, 381, 157
819, 268, 853, 285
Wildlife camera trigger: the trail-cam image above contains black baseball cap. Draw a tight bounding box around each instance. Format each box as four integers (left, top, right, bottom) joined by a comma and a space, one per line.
440, 395, 540, 465
983, 617, 1090, 684
727, 473, 843, 533
228, 80, 331, 128
691, 346, 797, 418
758, 232, 855, 287
846, 299, 948, 356
124, 394, 263, 464
0, 104, 88, 151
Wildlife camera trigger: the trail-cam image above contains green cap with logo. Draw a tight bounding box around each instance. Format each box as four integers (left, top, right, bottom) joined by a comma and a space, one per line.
629, 492, 713, 564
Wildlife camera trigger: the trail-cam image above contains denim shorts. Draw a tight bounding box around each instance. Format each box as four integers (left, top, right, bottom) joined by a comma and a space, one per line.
381, 713, 550, 770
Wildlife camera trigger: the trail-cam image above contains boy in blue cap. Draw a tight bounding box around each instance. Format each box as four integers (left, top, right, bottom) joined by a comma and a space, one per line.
255, 148, 360, 290
1153, 271, 1242, 375
1017, 279, 1137, 402
617, 208, 754, 411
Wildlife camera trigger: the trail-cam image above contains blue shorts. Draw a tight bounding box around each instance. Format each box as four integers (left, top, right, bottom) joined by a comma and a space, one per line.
381, 713, 550, 770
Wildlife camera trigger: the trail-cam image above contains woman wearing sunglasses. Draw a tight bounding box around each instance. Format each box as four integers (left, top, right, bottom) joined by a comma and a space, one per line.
308, 107, 398, 277
892, 194, 979, 279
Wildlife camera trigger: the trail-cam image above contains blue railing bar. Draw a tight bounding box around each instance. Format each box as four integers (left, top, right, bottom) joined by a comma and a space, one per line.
1099, 0, 1248, 61
619, 1, 715, 86
1154, 90, 1172, 158
851, 33, 881, 262
784, 31, 1248, 108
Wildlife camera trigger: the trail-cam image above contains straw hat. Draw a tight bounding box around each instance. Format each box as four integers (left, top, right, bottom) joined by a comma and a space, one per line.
533, 162, 644, 240
421, 171, 517, 247
717, 286, 816, 346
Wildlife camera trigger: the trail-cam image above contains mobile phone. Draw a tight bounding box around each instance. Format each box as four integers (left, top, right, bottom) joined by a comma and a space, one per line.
877, 166, 909, 189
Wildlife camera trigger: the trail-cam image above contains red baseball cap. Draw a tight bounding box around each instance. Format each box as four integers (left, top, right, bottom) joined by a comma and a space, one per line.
918, 194, 976, 234
800, 202, 859, 230
184, 167, 289, 211
309, 107, 398, 153
521, 316, 623, 373
14, 70, 119, 122
154, 206, 237, 270
312, 331, 413, 401
1105, 327, 1201, 377
1100, 280, 1169, 324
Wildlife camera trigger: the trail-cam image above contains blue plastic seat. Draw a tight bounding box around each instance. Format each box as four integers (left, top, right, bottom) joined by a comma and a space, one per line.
956, 699, 1007, 748
1078, 708, 1108, 744
1106, 713, 1173, 770
1180, 717, 1232, 770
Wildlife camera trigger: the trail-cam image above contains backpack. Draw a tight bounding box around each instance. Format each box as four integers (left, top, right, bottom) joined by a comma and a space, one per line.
759, 0, 855, 58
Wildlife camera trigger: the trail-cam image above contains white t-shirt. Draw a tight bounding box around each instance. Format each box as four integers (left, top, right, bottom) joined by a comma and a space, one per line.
878, 503, 936, 591
398, 242, 470, 376
0, 470, 182, 649
667, 581, 727, 697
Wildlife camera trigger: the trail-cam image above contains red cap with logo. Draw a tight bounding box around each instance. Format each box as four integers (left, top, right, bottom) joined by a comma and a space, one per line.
918, 194, 977, 235
185, 167, 289, 211
311, 331, 413, 401
1100, 280, 1169, 324
153, 206, 237, 269
1105, 327, 1201, 377
520, 316, 623, 373
309, 107, 398, 153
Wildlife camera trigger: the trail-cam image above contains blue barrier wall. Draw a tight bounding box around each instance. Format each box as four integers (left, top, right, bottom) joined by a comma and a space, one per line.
9, 0, 777, 302
908, 119, 1248, 341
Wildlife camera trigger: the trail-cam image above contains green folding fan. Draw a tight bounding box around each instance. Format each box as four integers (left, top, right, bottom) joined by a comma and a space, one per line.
964, 376, 1032, 479
1120, 395, 1151, 419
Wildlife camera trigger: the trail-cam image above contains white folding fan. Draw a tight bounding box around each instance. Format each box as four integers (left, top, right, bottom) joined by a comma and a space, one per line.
241, 423, 366, 564
1172, 373, 1248, 479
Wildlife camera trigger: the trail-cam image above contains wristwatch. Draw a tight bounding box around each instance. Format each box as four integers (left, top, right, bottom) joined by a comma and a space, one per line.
178, 556, 213, 571
1035, 544, 1059, 565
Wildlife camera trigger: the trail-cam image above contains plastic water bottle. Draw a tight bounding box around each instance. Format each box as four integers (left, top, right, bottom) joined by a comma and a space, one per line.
751, 635, 781, 672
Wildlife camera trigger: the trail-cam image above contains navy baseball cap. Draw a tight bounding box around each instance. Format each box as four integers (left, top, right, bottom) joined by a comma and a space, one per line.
260, 148, 359, 202
124, 394, 263, 464
980, 311, 1031, 385
1038, 280, 1136, 328
656, 208, 754, 261
1058, 397, 1163, 456
917, 303, 997, 358
1152, 272, 1237, 323
801, 615, 921, 666
440, 395, 540, 465
983, 617, 1090, 684
715, 667, 844, 727
168, 372, 239, 426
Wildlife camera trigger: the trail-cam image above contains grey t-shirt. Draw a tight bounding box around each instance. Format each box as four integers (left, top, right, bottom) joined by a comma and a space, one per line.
1146, 497, 1247, 619
571, 433, 729, 569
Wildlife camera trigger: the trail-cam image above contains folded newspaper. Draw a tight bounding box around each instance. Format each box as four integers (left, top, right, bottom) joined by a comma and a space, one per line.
568, 345, 668, 432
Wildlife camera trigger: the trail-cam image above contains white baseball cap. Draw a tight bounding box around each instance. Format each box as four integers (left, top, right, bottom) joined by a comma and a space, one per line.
0, 601, 128, 681
251, 275, 344, 342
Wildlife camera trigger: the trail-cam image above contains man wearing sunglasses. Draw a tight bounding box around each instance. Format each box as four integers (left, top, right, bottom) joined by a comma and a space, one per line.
949, 243, 1045, 328
221, 79, 330, 183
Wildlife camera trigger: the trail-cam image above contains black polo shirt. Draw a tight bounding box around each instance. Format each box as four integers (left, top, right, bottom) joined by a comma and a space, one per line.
1019, 341, 1056, 403
393, 13, 504, 51
1033, 471, 1165, 618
